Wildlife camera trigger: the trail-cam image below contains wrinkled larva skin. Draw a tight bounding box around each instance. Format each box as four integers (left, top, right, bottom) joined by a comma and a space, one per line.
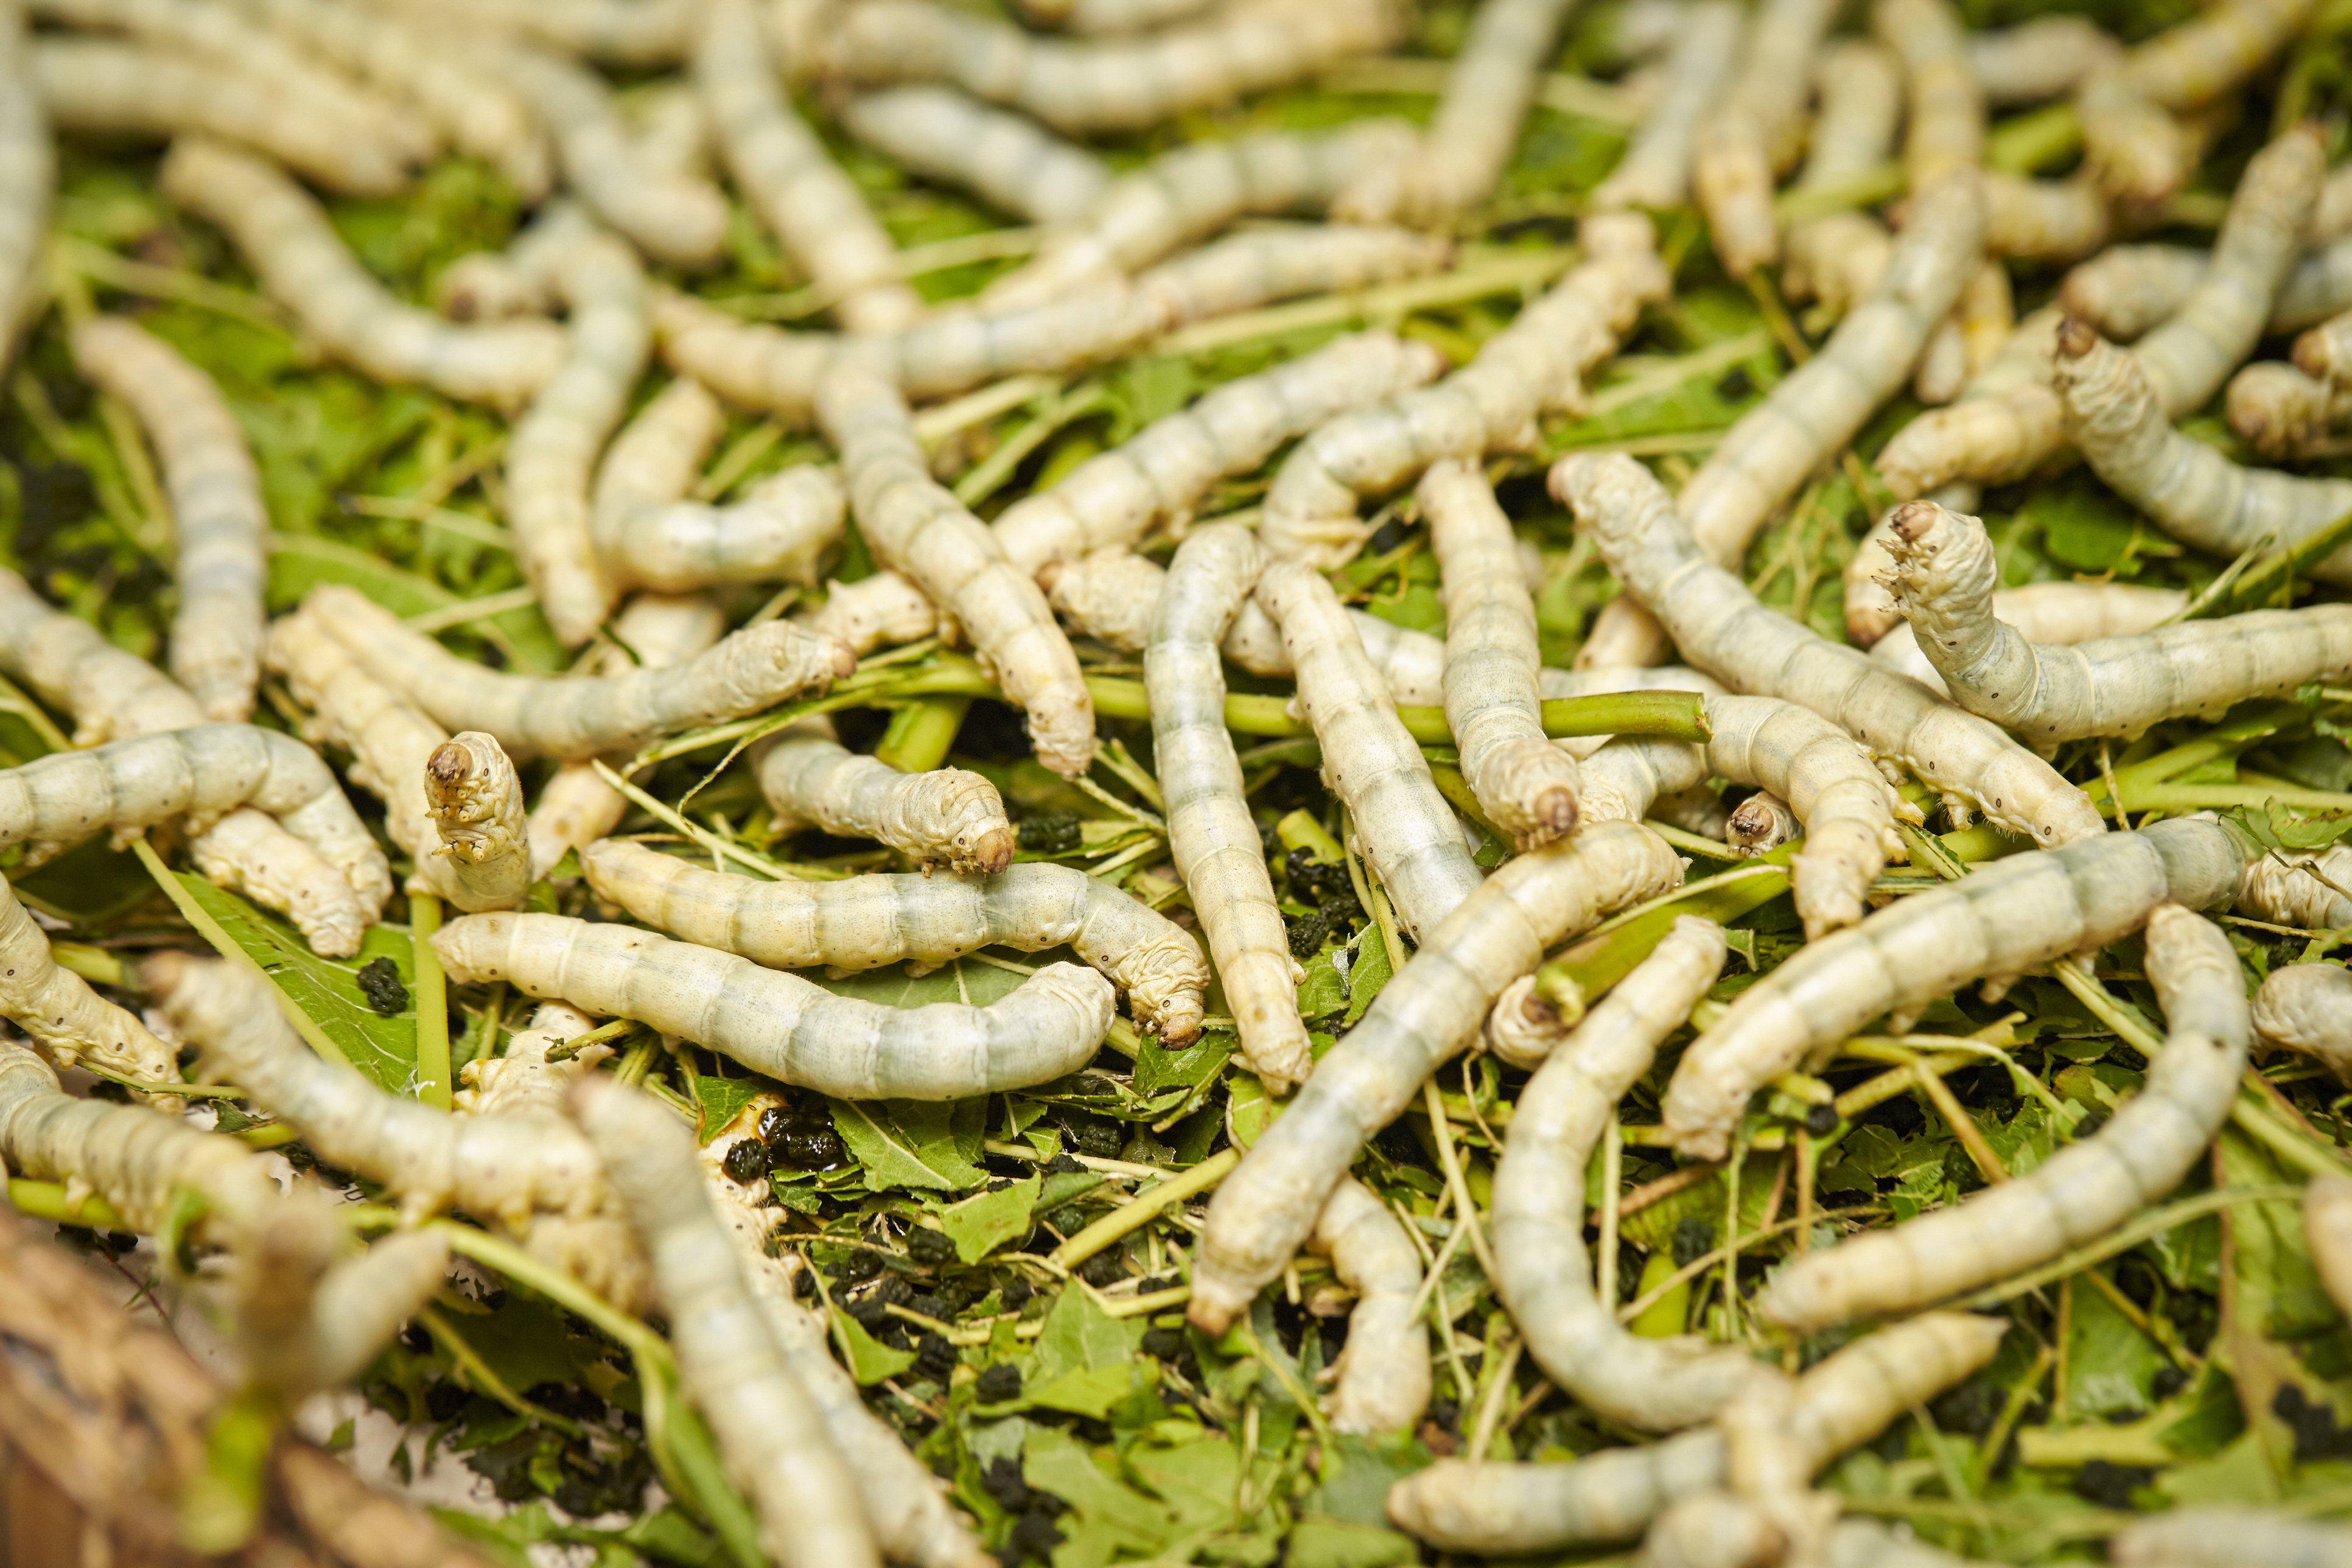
1780, 43, 1900, 320
424, 732, 532, 913
70, 317, 265, 723
1309, 1176, 1430, 1433
2109, 1506, 2352, 1568
2078, 0, 2310, 208
1189, 821, 1684, 1333
1588, 1, 1739, 213
797, 570, 941, 656
2237, 842, 2352, 931
1686, 0, 1836, 277
1146, 525, 1311, 1090
1020, 0, 1214, 35
1983, 170, 2111, 262
2227, 360, 2352, 457
376, 0, 696, 66
1874, 0, 1982, 187
841, 86, 1110, 225
1132, 223, 1452, 329
158, 138, 567, 409
238, 1215, 451, 1397
1869, 579, 2189, 696
2063, 238, 2352, 343
0, 1, 49, 338
592, 376, 723, 534
2306, 1174, 2352, 1323
1759, 906, 2249, 1332
456, 1000, 604, 1118
1967, 15, 2120, 103
2254, 961, 2352, 1082
758, 721, 1016, 876
602, 467, 849, 594
569, 1079, 884, 1568
1387, 1314, 2006, 1555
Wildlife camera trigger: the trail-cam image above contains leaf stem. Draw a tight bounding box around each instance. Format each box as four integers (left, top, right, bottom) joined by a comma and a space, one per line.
409, 894, 450, 1109
1049, 1147, 1240, 1269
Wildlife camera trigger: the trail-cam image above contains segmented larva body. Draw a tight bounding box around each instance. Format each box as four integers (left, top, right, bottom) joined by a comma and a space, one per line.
1724, 791, 1797, 855
997, 331, 1445, 579
1886, 500, 2352, 744
69, 317, 265, 723
1868, 579, 2189, 698
503, 43, 727, 268
2227, 360, 2352, 457
758, 721, 1014, 875
1257, 560, 1485, 940
604, 469, 849, 594
1189, 821, 1684, 1331
2078, 0, 2311, 208
1423, 459, 1584, 847
1637, 1489, 1794, 1568
1983, 171, 2110, 263
1261, 211, 1668, 568
570, 1079, 880, 1568
301, 583, 854, 760
1020, 0, 1215, 33
455, 1000, 603, 1118
436, 911, 1116, 1098
380, 0, 695, 63
0, 0, 49, 349
1552, 454, 2105, 849
1388, 1312, 2007, 1554
1578, 172, 1984, 670
1309, 1175, 1430, 1434
158, 138, 565, 409
2239, 843, 2352, 931
796, 572, 940, 656
2109, 1507, 2352, 1568
2056, 327, 2352, 585
1587, 0, 1739, 213
234, 1202, 450, 1398
989, 120, 1416, 309
2306, 1173, 2352, 1320
1689, 0, 1838, 277
1135, 222, 1452, 329
1761, 903, 2247, 1332
0, 854, 174, 1078
1847, 477, 1981, 648
2255, 962, 2352, 1083
1781, 43, 1900, 320
824, 0, 1405, 134
2065, 239, 2352, 342
29, 36, 415, 197
1875, 0, 1983, 186
422, 732, 532, 912
1493, 918, 1752, 1431
819, 360, 1096, 776
1967, 16, 2120, 103
840, 87, 1108, 225
2294, 305, 2352, 390
1332, 0, 1577, 228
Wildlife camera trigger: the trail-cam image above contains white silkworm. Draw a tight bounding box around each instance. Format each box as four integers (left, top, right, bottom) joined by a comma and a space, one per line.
1780, 42, 1900, 320
602, 469, 849, 594
1885, 499, 2352, 744
2227, 360, 2352, 457
1638, 1489, 1793, 1568
2056, 324, 2352, 586
1020, 0, 1214, 33
1387, 1312, 2006, 1553
1261, 211, 1667, 568
1332, 0, 1578, 228
299, 583, 854, 759
1846, 479, 1980, 650
1587, 0, 1739, 214
2307, 1173, 2352, 1321
1145, 524, 1309, 1088
423, 732, 531, 912
1875, 0, 1983, 187
1133, 222, 1452, 329
235, 1204, 450, 1398
1983, 171, 2111, 262
69, 317, 265, 723
1724, 793, 1796, 855
1760, 903, 2247, 1331
0, 0, 48, 349
0, 868, 175, 1083
2254, 961, 2352, 1082
2110, 1507, 2352, 1567
1423, 459, 1583, 847
823, 0, 1406, 134
2078, 0, 2309, 208
30, 36, 414, 197
2065, 239, 2352, 341
1578, 172, 1984, 670
1256, 559, 1484, 941
1310, 1175, 1430, 1433
503, 43, 728, 267
758, 723, 1013, 875
1493, 918, 1748, 1431
2294, 304, 2352, 390
1552, 453, 2105, 850
455, 999, 603, 1118
434, 911, 1116, 1099
158, 138, 565, 410
698, 0, 919, 338
1690, 0, 1838, 277
996, 330, 1447, 578
1967, 16, 2120, 103
839, 87, 1109, 225
796, 572, 939, 657
2237, 843, 2352, 931
819, 360, 1095, 777
583, 840, 1210, 1044
380, 0, 695, 63
1189, 821, 1684, 1332
1868, 580, 2191, 697
590, 373, 716, 517
1783, 214, 1896, 326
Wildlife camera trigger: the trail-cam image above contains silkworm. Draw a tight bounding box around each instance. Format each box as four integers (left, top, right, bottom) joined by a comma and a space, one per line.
1260, 211, 1668, 568
2227, 360, 2352, 457
1310, 1175, 1430, 1433
30, 36, 415, 197
421, 732, 531, 912
2239, 844, 2352, 931
2307, 1172, 2352, 1320
2079, 0, 2309, 208
0, 1, 46, 347
839, 87, 1108, 225
997, 330, 1447, 579
158, 138, 566, 410
1387, 1312, 2006, 1553
1779, 40, 1899, 318
1332, 0, 1577, 228
2063, 239, 2352, 342
1983, 171, 2112, 262
502, 44, 728, 267
297, 583, 855, 759
1875, 0, 1983, 186
1783, 214, 1897, 324
1555, 460, 2105, 855
381, 0, 696, 64
1967, 16, 2120, 103
1725, 793, 1797, 855
1421, 459, 1584, 847
1586, 0, 1738, 213
1133, 222, 1452, 329
69, 317, 264, 723
1689, 0, 1838, 277
1884, 499, 2352, 744
1637, 1489, 1793, 1568
2109, 1507, 2352, 1567
698, 0, 919, 337
822, 0, 1407, 134
1256, 559, 1485, 940
988, 120, 1418, 310
1759, 903, 2247, 1331
1577, 172, 1983, 670
1189, 820, 1684, 1332
1493, 917, 1749, 1432
796, 572, 939, 657
818, 360, 1095, 776
235, 1203, 452, 1398
2253, 961, 2352, 1084
455, 999, 603, 1118
757, 722, 1013, 875
1868, 579, 2189, 699
1020, 0, 1214, 33
0, 570, 373, 956
2054, 323, 2352, 585
435, 911, 1116, 1098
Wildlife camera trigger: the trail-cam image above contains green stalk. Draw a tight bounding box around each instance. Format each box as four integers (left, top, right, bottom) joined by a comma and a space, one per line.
7, 1176, 126, 1229
872, 695, 970, 773
409, 894, 450, 1110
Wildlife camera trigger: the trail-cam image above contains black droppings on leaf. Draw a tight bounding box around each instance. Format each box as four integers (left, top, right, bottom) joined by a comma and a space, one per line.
1671, 1216, 1716, 1269
914, 1331, 957, 1381
975, 1363, 1022, 1403
1001, 1276, 1034, 1312
1716, 365, 1754, 401
721, 1138, 772, 1185
1804, 1102, 1840, 1136
2151, 1365, 2191, 1402
1139, 1326, 1184, 1362
2073, 1460, 2156, 1510
2274, 1386, 2352, 1462
1015, 807, 1081, 856
1045, 1152, 1087, 1175
830, 1249, 883, 1286
1365, 516, 1409, 556
1286, 909, 1332, 960
906, 1226, 957, 1268
1074, 1252, 1124, 1287
355, 956, 408, 1015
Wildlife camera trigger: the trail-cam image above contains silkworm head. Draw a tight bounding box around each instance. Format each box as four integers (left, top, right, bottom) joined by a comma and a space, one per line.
2056, 313, 2099, 360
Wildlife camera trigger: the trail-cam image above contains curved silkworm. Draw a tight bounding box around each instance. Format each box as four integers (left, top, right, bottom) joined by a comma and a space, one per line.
1759, 903, 2249, 1331
424, 732, 531, 912
1146, 524, 1311, 1089
2109, 1507, 2352, 1567
455, 999, 603, 1118
1588, 1, 1739, 213
379, 0, 695, 63
2254, 961, 2352, 1082
795, 572, 939, 657
757, 723, 1013, 875
1311, 1175, 1430, 1434
69, 316, 265, 723
1493, 917, 1749, 1431
1967, 15, 2119, 103
1869, 580, 2189, 698
1423, 459, 1583, 847
1189, 821, 1684, 1332
1552, 452, 2104, 847
1133, 222, 1452, 328
157, 138, 564, 408
603, 469, 848, 594
1781, 43, 1899, 321
2227, 360, 2352, 457
299, 583, 853, 758
435, 912, 1116, 1099
994, 330, 1446, 578
2077, 0, 2309, 208
502, 43, 728, 267
2065, 239, 2352, 342
0, 0, 49, 350
1983, 171, 2111, 262
841, 87, 1108, 225
1689, 0, 1836, 276
818, 359, 1094, 776
1725, 793, 1797, 854
1256, 559, 1483, 942
1874, 0, 1981, 187
2308, 1173, 2352, 1321
2238, 843, 2352, 931
1260, 210, 1667, 568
